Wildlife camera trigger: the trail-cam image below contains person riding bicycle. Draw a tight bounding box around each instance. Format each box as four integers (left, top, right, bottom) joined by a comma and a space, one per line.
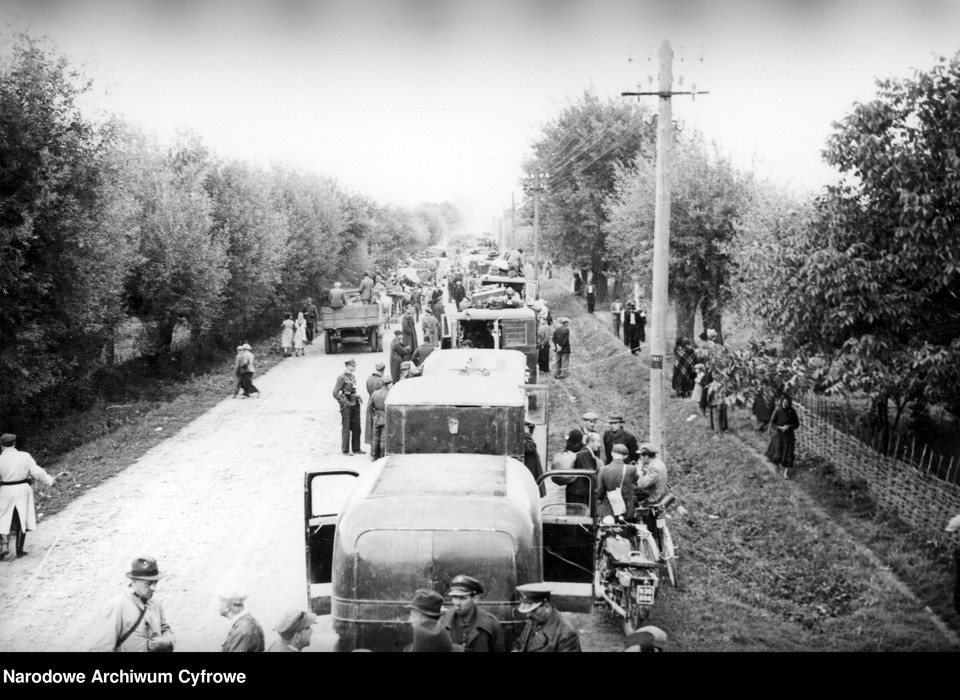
635, 443, 668, 548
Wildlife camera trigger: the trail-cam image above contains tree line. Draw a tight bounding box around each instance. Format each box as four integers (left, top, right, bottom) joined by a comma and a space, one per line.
522, 51, 960, 435
0, 35, 461, 423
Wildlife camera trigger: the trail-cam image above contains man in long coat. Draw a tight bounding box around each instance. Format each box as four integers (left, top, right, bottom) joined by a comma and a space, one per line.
358, 271, 374, 303
369, 378, 392, 460
389, 330, 408, 383
0, 433, 56, 559
401, 307, 418, 354
90, 556, 175, 652
365, 363, 386, 446
218, 589, 265, 652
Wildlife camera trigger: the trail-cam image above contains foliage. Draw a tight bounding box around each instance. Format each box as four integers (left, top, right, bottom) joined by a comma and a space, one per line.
0, 36, 134, 412
605, 132, 752, 342
720, 51, 960, 423
523, 89, 656, 281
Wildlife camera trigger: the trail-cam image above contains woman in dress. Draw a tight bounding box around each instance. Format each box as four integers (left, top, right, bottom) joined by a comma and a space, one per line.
671, 337, 697, 398
765, 396, 800, 478
293, 312, 308, 357
280, 312, 295, 358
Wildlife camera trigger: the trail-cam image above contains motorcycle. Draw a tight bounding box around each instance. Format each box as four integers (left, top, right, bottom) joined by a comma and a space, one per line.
636, 493, 680, 587
594, 515, 661, 634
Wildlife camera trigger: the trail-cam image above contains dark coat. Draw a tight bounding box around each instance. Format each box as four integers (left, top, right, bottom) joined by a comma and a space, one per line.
523, 432, 546, 497
552, 326, 570, 354
567, 446, 598, 505
390, 338, 408, 383
221, 613, 265, 653
603, 429, 639, 465
365, 372, 385, 444
402, 314, 418, 353
596, 460, 640, 521
439, 606, 504, 653
513, 606, 581, 652
765, 405, 800, 468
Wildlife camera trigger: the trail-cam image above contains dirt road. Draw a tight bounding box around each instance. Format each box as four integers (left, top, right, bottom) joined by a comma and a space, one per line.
0, 324, 623, 652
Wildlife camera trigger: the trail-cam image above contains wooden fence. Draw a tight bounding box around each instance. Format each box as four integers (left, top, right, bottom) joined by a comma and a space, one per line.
794, 400, 960, 543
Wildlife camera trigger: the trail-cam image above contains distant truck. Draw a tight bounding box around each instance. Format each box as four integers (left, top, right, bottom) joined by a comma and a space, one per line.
319, 291, 382, 354
440, 305, 539, 383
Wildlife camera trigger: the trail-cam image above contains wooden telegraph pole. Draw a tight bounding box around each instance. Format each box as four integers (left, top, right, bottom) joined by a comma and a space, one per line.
533, 171, 540, 286
622, 40, 708, 460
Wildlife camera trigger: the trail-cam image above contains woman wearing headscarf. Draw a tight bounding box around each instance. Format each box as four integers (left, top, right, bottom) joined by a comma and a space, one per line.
765, 396, 800, 478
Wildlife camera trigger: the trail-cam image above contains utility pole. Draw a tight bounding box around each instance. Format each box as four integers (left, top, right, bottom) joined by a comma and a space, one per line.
524, 172, 547, 292
622, 40, 708, 462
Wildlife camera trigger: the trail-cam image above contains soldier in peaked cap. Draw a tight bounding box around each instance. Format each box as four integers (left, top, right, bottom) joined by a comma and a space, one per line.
334, 359, 364, 456
365, 362, 387, 447
439, 575, 505, 652
512, 583, 581, 652
90, 557, 175, 652
268, 609, 317, 652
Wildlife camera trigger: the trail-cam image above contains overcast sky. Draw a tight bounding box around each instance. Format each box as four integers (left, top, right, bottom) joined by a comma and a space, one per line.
3, 0, 960, 231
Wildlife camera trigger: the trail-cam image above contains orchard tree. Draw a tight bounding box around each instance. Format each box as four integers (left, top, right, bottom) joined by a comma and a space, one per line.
720, 51, 960, 441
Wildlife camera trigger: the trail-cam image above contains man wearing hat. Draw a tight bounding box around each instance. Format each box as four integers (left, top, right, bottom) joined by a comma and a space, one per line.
333, 360, 364, 456
369, 376, 393, 460
552, 318, 571, 379
401, 305, 418, 355
637, 443, 669, 544
624, 625, 667, 652
512, 583, 581, 652
398, 360, 415, 382
365, 362, 386, 447
403, 588, 466, 652
90, 557, 175, 652
603, 414, 639, 465
581, 411, 606, 463
439, 575, 504, 652
390, 329, 409, 383
268, 609, 317, 652
0, 433, 56, 560
218, 588, 265, 653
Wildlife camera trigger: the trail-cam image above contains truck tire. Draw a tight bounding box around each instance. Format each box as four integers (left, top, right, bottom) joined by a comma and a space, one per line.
369, 328, 379, 353
324, 331, 333, 354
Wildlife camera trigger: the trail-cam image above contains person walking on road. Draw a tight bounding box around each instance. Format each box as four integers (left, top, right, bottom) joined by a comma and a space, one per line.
610, 297, 624, 339
0, 433, 56, 560
293, 313, 307, 356
553, 318, 571, 379
236, 343, 259, 398
333, 359, 364, 456
280, 312, 295, 358
267, 609, 317, 652
303, 297, 319, 345
90, 556, 175, 652
218, 588, 265, 653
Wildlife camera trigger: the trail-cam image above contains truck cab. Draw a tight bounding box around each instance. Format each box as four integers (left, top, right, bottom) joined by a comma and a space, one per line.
383, 375, 526, 460
441, 306, 539, 383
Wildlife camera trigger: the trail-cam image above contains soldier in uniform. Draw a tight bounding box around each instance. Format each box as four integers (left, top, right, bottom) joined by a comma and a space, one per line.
512, 583, 581, 652
369, 377, 393, 461
390, 330, 408, 383
218, 588, 265, 653
439, 575, 504, 653
333, 360, 364, 456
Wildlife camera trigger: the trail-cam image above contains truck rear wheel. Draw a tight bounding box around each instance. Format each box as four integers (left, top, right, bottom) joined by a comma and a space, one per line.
369, 328, 380, 353
324, 331, 333, 354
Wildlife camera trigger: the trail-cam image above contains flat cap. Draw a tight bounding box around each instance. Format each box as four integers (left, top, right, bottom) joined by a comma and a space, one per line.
581, 411, 599, 421
0, 433, 16, 445
639, 443, 660, 455
275, 609, 317, 636
375, 362, 386, 371
611, 443, 630, 456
